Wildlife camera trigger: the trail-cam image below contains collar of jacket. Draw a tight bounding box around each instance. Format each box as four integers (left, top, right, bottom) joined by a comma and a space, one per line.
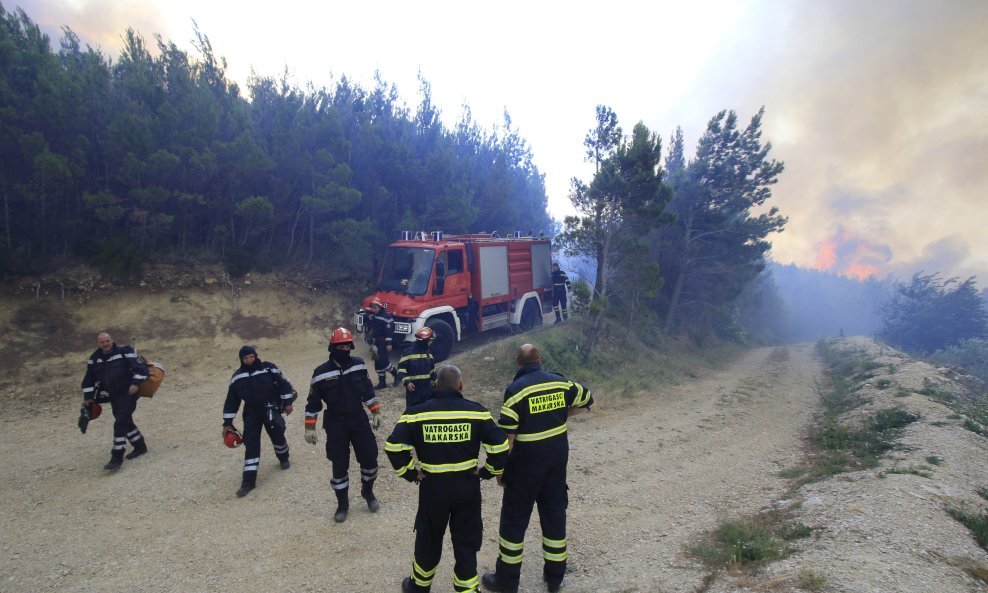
513, 363, 542, 381
432, 388, 464, 400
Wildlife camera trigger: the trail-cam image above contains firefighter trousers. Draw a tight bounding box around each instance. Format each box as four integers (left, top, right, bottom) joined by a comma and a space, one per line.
241, 408, 289, 487
494, 459, 569, 589
374, 339, 395, 380
552, 288, 568, 320
324, 415, 379, 498
406, 473, 483, 593
109, 392, 142, 459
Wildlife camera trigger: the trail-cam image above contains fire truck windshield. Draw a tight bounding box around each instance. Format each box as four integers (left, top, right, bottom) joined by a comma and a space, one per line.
378, 246, 436, 296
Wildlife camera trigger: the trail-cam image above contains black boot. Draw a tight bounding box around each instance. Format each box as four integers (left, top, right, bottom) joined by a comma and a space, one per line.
237, 473, 256, 497
104, 449, 124, 471
125, 438, 148, 460
334, 490, 349, 523
361, 481, 381, 513
481, 572, 518, 593
374, 377, 388, 390
389, 366, 399, 387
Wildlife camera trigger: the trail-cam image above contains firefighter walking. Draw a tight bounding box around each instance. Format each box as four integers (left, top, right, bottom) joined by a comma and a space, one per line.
80, 331, 149, 470
397, 326, 437, 408
551, 263, 571, 323
305, 327, 383, 522
385, 364, 509, 593
482, 344, 593, 593
365, 299, 400, 389
222, 345, 295, 497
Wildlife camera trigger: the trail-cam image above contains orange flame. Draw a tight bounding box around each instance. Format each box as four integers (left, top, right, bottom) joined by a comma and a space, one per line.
812, 230, 890, 280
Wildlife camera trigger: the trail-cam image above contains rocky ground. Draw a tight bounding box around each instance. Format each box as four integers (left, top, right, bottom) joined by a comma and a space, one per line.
0, 279, 986, 593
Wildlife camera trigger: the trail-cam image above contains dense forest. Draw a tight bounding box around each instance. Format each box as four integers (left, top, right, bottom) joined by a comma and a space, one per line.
0, 4, 552, 279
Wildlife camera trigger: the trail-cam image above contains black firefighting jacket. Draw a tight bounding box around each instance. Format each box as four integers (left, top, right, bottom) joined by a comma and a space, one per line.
552, 269, 571, 295
397, 341, 436, 397
82, 343, 148, 400
385, 388, 509, 479
364, 309, 394, 345
223, 361, 295, 424
305, 355, 378, 424
497, 363, 592, 456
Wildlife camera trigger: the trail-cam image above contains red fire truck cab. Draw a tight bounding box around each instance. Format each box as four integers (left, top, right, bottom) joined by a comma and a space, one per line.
354, 231, 553, 361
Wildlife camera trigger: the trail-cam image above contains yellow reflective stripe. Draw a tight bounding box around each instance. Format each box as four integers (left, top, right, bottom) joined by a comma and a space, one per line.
515, 423, 568, 442
404, 373, 433, 381
543, 550, 567, 562
400, 353, 432, 362
400, 411, 491, 423
484, 462, 503, 475
413, 559, 438, 578
504, 381, 572, 409
543, 536, 566, 548
384, 441, 414, 452
498, 407, 519, 422
394, 459, 416, 476
572, 383, 591, 407
499, 537, 524, 551
454, 574, 479, 588
499, 551, 523, 564
420, 459, 478, 473
483, 439, 509, 454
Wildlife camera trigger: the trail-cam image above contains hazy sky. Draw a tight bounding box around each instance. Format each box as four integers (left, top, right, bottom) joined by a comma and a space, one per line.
18, 0, 988, 282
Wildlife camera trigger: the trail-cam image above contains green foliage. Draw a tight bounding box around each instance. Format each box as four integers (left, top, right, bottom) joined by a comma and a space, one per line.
0, 4, 552, 278
947, 506, 988, 551
931, 338, 988, 385
797, 570, 828, 591
879, 273, 988, 354
880, 464, 934, 479
688, 514, 806, 569
92, 237, 143, 279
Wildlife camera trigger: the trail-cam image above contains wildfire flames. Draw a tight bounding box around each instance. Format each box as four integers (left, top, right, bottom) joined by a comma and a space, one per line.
812, 230, 891, 280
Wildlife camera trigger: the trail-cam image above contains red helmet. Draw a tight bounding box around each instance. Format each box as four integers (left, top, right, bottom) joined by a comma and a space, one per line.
89, 402, 102, 420
330, 327, 355, 345
224, 427, 243, 448
415, 327, 434, 341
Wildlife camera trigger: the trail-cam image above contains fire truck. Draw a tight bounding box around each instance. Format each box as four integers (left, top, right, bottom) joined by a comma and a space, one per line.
354, 231, 553, 361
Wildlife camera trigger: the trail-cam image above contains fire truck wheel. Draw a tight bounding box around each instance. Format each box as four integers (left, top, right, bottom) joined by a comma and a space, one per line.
425, 318, 454, 362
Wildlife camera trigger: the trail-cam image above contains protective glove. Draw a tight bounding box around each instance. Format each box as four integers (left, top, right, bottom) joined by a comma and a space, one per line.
304, 418, 318, 444
371, 412, 381, 430
477, 467, 495, 481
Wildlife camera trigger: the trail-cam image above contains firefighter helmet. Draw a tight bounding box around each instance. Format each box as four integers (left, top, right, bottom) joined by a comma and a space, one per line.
415, 327, 434, 341
370, 299, 385, 310
224, 427, 243, 448
330, 327, 355, 345
89, 401, 102, 420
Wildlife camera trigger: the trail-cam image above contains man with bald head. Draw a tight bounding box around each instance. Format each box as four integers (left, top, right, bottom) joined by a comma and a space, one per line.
386, 364, 508, 593
81, 331, 149, 470
482, 344, 593, 593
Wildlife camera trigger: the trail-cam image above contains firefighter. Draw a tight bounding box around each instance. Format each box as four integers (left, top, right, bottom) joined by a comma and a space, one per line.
397, 326, 437, 408
81, 331, 149, 470
365, 299, 400, 389
550, 263, 571, 323
385, 364, 509, 593
305, 327, 383, 523
481, 344, 593, 593
222, 345, 295, 497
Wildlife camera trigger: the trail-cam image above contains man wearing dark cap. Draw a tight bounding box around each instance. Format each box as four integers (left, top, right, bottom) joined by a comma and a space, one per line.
222, 345, 296, 497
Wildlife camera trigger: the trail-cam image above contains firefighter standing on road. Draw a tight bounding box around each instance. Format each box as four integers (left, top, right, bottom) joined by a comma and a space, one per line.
365, 299, 399, 389
385, 364, 509, 593
81, 331, 149, 470
551, 263, 571, 323
305, 327, 383, 523
482, 344, 593, 593
222, 345, 295, 497
397, 327, 437, 408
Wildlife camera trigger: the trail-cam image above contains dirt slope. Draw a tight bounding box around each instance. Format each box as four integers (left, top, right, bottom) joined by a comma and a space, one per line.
1, 286, 986, 593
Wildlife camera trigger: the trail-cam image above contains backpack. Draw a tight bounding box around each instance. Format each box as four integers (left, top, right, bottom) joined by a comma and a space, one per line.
136, 354, 165, 398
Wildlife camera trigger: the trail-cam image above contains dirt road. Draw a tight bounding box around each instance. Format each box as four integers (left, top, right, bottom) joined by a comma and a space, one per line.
0, 338, 822, 593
